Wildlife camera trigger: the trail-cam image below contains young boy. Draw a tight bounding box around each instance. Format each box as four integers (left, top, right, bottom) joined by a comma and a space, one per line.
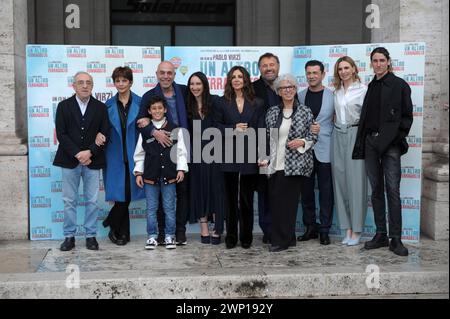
134, 96, 188, 250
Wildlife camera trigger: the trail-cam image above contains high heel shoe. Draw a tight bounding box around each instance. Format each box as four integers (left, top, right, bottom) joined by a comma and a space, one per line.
341, 236, 351, 245
347, 234, 361, 246
211, 235, 221, 245
201, 235, 211, 244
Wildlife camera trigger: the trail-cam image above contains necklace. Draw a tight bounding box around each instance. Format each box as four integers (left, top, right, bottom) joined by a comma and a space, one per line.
282, 109, 293, 120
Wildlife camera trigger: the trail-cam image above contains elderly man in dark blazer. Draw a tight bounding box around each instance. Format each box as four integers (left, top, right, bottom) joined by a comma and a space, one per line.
54, 71, 110, 251
352, 47, 413, 256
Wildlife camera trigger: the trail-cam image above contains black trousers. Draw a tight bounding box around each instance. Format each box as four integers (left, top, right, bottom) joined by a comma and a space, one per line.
365, 135, 403, 237
157, 173, 190, 240
269, 171, 303, 248
223, 172, 256, 245
301, 153, 334, 234
104, 163, 131, 238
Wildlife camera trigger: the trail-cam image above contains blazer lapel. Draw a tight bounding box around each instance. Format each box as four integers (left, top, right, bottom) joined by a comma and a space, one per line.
82, 97, 96, 131
108, 94, 122, 138
69, 95, 82, 127
127, 92, 139, 128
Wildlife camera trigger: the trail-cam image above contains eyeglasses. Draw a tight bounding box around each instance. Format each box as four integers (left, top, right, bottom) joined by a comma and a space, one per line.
75, 80, 93, 86
278, 85, 296, 92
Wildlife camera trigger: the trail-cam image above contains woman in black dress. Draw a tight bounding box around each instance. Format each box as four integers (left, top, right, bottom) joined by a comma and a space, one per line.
186, 72, 225, 244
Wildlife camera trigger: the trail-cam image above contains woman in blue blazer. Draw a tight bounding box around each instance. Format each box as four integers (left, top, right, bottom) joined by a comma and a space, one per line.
100, 66, 145, 245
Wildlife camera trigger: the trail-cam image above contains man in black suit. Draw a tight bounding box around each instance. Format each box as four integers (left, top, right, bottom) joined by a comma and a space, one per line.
54, 71, 110, 251
136, 61, 190, 245
252, 53, 282, 244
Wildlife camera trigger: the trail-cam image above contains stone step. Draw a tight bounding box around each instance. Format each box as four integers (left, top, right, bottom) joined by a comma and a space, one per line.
0, 236, 448, 299
422, 178, 449, 201
432, 142, 449, 159
421, 197, 450, 240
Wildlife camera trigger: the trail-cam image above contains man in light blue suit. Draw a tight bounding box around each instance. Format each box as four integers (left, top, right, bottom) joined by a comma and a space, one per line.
297, 60, 335, 245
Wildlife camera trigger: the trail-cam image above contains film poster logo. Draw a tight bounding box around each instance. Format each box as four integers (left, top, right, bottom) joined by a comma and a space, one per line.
48, 61, 68, 73
170, 57, 182, 69
51, 180, 63, 193
366, 44, 380, 56
355, 60, 367, 72
87, 61, 106, 73
67, 76, 75, 87
407, 135, 422, 148
31, 196, 51, 208
294, 47, 312, 59
401, 166, 421, 179
106, 77, 115, 88
51, 210, 65, 223
28, 76, 49, 88
297, 75, 308, 88
29, 105, 50, 118
52, 96, 71, 121
27, 46, 48, 58
31, 226, 52, 239
413, 105, 423, 117
329, 46, 347, 58
401, 197, 420, 210
143, 76, 158, 88
401, 228, 419, 241
105, 47, 125, 58
30, 166, 51, 178
67, 46, 87, 58
404, 74, 424, 86
130, 207, 146, 219
142, 48, 161, 59
125, 62, 144, 73
30, 136, 50, 148
404, 43, 425, 55
391, 59, 405, 72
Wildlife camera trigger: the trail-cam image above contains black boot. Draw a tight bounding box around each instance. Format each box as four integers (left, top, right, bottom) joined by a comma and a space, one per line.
60, 237, 75, 251
364, 233, 389, 250
297, 227, 318, 241
389, 237, 409, 256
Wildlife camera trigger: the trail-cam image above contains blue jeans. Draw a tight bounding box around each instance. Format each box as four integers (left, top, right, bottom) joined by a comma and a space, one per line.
62, 165, 100, 238
145, 179, 176, 238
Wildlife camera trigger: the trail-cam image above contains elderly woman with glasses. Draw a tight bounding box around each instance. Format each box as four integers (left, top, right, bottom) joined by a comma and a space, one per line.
263, 73, 318, 252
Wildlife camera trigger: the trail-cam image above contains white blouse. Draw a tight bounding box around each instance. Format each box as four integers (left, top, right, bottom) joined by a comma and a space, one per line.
334, 81, 367, 125
274, 109, 313, 171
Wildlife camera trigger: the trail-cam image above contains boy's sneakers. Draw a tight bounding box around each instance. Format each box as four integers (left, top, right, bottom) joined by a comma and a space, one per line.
145, 237, 158, 250
165, 236, 176, 249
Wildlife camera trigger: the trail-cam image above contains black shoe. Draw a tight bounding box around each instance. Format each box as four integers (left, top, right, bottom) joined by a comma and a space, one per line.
364, 233, 389, 250
389, 237, 409, 256
262, 234, 271, 244
157, 234, 166, 245
297, 227, 318, 241
108, 230, 118, 244
241, 242, 251, 249
176, 232, 187, 245
201, 235, 211, 244
115, 234, 128, 246
86, 237, 99, 250
225, 235, 237, 249
211, 235, 221, 245
319, 233, 331, 245
269, 245, 288, 252
60, 237, 75, 251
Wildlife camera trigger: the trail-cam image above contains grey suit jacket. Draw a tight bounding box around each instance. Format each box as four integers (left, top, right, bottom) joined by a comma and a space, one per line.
298, 87, 334, 163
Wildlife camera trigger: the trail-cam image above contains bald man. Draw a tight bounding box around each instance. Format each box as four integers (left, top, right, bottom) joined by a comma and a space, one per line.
137, 61, 190, 246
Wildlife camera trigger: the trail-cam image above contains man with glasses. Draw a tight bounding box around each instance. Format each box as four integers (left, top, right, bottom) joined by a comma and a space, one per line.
136, 61, 190, 246
297, 60, 334, 245
54, 71, 110, 251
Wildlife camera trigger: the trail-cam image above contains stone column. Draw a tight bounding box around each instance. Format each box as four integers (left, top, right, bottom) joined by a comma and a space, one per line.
0, 0, 29, 240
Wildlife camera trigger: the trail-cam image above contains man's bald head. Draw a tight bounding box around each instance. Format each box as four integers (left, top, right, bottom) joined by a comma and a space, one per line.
156, 61, 176, 90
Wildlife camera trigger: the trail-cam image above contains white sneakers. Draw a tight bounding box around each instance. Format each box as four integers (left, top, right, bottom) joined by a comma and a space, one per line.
145, 236, 176, 250
145, 237, 158, 250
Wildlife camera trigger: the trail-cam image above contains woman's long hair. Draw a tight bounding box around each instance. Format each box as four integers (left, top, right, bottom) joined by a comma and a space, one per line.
186, 72, 212, 119
333, 56, 361, 89
223, 66, 255, 102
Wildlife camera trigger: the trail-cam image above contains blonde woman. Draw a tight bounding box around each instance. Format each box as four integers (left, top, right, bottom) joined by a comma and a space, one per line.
331, 56, 368, 246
